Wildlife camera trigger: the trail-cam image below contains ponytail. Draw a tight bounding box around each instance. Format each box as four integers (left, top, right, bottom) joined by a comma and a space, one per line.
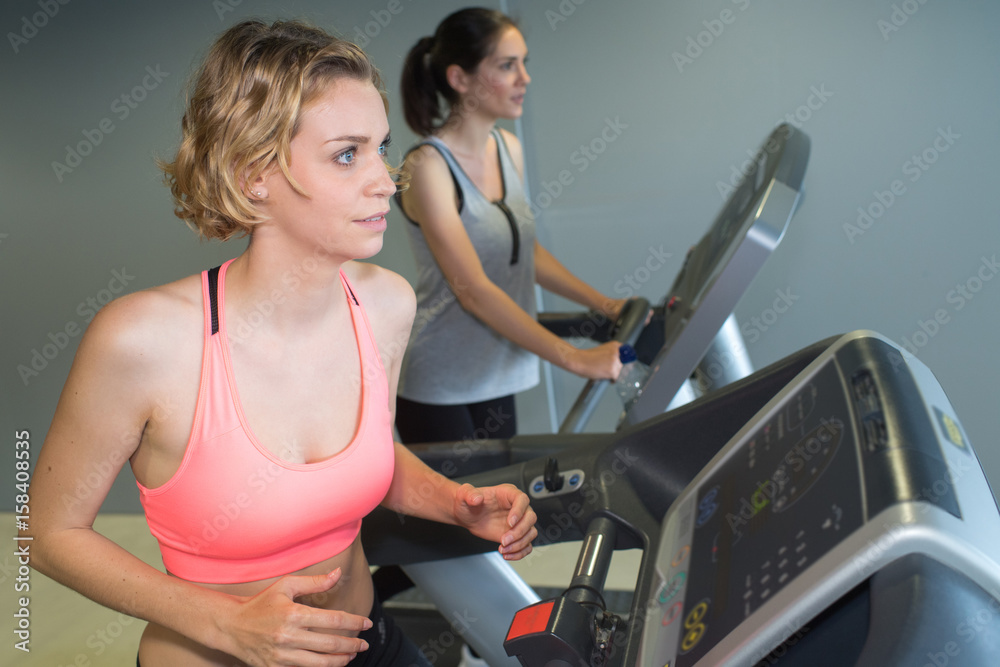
400, 36, 442, 136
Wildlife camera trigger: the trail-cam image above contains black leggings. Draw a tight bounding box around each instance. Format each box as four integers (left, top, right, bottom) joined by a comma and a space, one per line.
349, 593, 432, 666
137, 593, 429, 667
395, 395, 517, 444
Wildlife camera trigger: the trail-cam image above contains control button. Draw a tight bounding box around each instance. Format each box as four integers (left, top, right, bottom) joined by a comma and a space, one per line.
679, 509, 692, 536
505, 599, 555, 641
681, 623, 705, 653
661, 601, 682, 627
671, 545, 691, 567
696, 486, 720, 527
680, 600, 709, 654
823, 504, 843, 531
686, 601, 708, 625
658, 572, 686, 604
529, 469, 585, 498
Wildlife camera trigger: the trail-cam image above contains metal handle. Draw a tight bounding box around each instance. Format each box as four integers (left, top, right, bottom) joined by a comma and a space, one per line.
564, 516, 619, 608
558, 297, 652, 434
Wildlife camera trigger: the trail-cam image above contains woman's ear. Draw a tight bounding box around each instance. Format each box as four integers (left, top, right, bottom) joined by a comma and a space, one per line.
445, 63, 471, 96
241, 169, 269, 201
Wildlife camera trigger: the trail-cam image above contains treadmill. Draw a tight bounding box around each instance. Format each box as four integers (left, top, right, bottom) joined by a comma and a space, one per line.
408, 121, 813, 479
367, 332, 1000, 665
368, 124, 814, 664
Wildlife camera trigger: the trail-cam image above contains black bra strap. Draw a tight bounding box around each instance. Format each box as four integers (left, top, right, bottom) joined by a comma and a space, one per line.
207, 265, 221, 335
208, 265, 356, 332
344, 280, 359, 306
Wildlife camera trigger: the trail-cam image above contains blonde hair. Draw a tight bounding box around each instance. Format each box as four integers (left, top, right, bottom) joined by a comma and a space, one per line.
161, 20, 388, 240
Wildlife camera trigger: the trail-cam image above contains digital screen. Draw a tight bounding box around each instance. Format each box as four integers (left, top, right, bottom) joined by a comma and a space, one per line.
667, 126, 790, 315
656, 361, 865, 665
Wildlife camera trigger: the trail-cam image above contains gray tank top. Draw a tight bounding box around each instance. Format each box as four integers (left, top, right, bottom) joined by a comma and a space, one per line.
397, 129, 539, 405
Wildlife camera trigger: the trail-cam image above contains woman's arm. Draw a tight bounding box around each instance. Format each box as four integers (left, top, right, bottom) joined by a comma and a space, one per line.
500, 128, 626, 320
26, 292, 370, 666
534, 241, 627, 320
356, 264, 537, 559
399, 145, 621, 381
381, 444, 537, 560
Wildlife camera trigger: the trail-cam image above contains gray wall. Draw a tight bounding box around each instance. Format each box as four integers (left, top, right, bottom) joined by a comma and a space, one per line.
3, 0, 998, 512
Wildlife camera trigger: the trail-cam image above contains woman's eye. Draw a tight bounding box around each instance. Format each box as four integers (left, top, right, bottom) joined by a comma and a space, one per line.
336, 149, 356, 165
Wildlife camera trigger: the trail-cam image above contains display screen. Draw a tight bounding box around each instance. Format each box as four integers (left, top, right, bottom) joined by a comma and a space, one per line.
666, 126, 790, 315
656, 361, 866, 665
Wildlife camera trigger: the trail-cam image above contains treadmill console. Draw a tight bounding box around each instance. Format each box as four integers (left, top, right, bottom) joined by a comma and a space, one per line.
639, 332, 1000, 666
624, 123, 810, 426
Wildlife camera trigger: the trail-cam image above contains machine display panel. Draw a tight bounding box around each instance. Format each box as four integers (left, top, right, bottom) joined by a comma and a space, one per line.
650, 361, 866, 665
623, 124, 810, 427
663, 124, 800, 317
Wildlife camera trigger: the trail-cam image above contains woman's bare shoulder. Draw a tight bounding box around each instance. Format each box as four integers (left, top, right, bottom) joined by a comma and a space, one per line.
497, 127, 526, 178
341, 261, 415, 348
403, 141, 449, 173
342, 261, 414, 312
78, 272, 205, 371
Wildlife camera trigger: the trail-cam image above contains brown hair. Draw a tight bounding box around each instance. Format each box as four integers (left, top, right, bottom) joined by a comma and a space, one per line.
161, 20, 387, 240
400, 8, 517, 136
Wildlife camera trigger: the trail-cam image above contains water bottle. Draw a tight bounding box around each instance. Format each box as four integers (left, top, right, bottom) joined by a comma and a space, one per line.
615, 344, 650, 409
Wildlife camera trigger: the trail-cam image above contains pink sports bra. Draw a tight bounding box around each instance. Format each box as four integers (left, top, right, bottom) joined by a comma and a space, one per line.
137, 260, 395, 584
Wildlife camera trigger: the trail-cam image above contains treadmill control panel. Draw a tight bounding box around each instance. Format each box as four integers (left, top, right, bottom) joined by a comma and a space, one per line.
638, 337, 965, 666
624, 124, 810, 426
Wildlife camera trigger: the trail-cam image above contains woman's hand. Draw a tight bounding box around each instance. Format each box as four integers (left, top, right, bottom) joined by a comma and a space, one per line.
453, 483, 538, 560
563, 340, 624, 381
599, 297, 630, 322
224, 569, 371, 667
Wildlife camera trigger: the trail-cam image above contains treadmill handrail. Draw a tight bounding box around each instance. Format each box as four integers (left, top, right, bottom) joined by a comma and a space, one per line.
558, 296, 652, 434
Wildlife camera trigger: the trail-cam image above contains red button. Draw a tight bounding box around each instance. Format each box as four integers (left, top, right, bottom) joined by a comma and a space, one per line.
505, 600, 555, 641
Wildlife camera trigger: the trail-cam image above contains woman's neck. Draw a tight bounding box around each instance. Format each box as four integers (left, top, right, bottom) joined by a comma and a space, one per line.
437, 110, 496, 159
223, 236, 350, 334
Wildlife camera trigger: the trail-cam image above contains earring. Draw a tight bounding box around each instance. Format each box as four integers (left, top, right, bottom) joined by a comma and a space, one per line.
253, 191, 264, 198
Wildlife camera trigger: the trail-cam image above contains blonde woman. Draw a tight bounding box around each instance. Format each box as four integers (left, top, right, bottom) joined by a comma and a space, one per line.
26, 19, 536, 667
